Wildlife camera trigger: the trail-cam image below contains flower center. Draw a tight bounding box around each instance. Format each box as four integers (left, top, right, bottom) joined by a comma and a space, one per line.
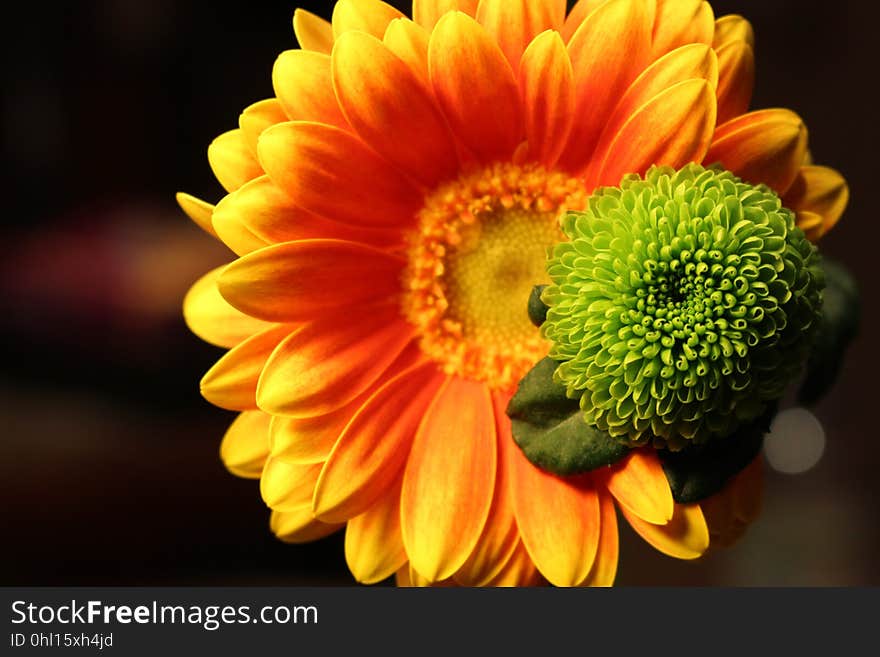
402, 163, 587, 390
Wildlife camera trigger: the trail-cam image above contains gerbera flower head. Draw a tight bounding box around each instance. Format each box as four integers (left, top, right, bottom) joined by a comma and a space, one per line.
179, 0, 848, 587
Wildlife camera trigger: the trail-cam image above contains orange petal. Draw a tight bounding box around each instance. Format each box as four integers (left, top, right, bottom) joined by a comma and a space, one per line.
216, 176, 400, 249
211, 191, 270, 256
651, 0, 714, 58
208, 129, 264, 193
413, 0, 478, 30
293, 8, 334, 53
475, 0, 566, 68
269, 410, 348, 465
272, 50, 348, 129
429, 12, 522, 163
383, 18, 431, 91
218, 239, 404, 323
713, 14, 754, 49
269, 372, 393, 465
332, 31, 459, 187
509, 446, 601, 587
261, 458, 324, 512
579, 490, 619, 586
483, 541, 544, 587
313, 362, 445, 522
715, 40, 754, 124
559, 0, 653, 173
256, 308, 415, 418
621, 502, 710, 559
561, 0, 605, 43
200, 324, 294, 411
175, 192, 217, 239
584, 42, 718, 186
331, 0, 404, 39
270, 508, 343, 544
784, 165, 849, 240
345, 481, 408, 584
401, 377, 497, 582
183, 266, 274, 349
258, 121, 423, 229
704, 109, 808, 194
519, 30, 575, 167
601, 449, 674, 525
220, 410, 271, 479
591, 79, 716, 188
239, 99, 288, 156
453, 391, 521, 586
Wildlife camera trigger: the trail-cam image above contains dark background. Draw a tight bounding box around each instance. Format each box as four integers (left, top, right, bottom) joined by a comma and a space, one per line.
1, 0, 877, 585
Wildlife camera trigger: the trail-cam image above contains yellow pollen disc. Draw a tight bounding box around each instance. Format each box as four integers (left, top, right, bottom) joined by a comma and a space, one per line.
402, 163, 587, 390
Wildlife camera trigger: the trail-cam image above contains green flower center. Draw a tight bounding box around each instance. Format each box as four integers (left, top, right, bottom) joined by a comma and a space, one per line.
542, 164, 824, 449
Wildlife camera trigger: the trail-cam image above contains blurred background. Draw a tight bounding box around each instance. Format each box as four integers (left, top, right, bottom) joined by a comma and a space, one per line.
1, 0, 876, 586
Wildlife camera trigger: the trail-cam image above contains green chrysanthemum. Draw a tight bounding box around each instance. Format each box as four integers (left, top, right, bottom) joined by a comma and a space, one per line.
542, 164, 824, 449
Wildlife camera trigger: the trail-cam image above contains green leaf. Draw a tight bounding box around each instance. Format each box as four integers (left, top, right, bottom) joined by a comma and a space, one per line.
798, 258, 860, 405
659, 409, 772, 504
528, 284, 549, 328
506, 357, 630, 476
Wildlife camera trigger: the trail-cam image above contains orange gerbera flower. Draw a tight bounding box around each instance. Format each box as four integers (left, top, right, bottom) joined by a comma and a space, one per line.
179, 0, 847, 586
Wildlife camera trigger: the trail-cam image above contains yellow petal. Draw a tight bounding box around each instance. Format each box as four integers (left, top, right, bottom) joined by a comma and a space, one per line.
261, 458, 324, 512
705, 109, 808, 194
218, 239, 404, 323
475, 0, 566, 68
452, 391, 521, 586
784, 165, 849, 240
602, 449, 674, 525
401, 377, 497, 582
561, 0, 605, 42
559, 0, 653, 173
509, 449, 600, 587
183, 266, 274, 349
313, 362, 444, 522
200, 324, 294, 411
429, 11, 523, 163
256, 309, 415, 418
383, 18, 431, 93
212, 190, 270, 256
652, 0, 714, 58
579, 490, 619, 586
345, 482, 407, 584
293, 8, 334, 53
239, 99, 288, 156
332, 31, 459, 187
591, 79, 716, 189
519, 30, 574, 167
413, 0, 479, 30
207, 129, 263, 193
715, 40, 754, 124
621, 502, 710, 559
482, 541, 544, 587
713, 14, 754, 49
220, 410, 271, 479
215, 176, 400, 249
332, 0, 404, 39
584, 42, 718, 186
272, 50, 348, 129
270, 507, 343, 544
175, 192, 217, 238
257, 121, 423, 229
